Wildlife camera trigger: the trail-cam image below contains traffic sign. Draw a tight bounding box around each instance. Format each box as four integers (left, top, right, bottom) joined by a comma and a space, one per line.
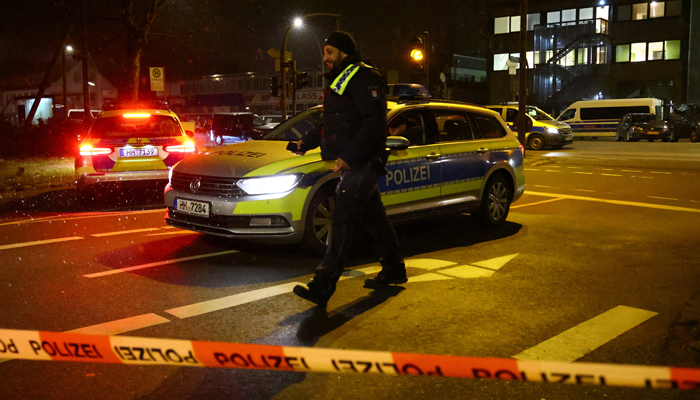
150, 67, 165, 91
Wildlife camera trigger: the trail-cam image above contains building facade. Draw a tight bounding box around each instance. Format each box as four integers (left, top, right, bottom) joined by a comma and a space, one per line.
489, 0, 695, 115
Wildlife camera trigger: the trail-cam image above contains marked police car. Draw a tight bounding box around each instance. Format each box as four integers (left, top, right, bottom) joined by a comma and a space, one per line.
485, 104, 573, 150
75, 102, 196, 203
164, 92, 525, 254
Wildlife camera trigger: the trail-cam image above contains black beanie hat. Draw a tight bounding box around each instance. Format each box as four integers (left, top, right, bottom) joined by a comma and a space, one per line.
325, 31, 357, 55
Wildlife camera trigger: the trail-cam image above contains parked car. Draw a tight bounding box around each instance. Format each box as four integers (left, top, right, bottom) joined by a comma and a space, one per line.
666, 103, 700, 142
616, 113, 670, 142
260, 115, 284, 128
163, 92, 526, 255
209, 113, 272, 145
75, 102, 196, 203
485, 104, 573, 150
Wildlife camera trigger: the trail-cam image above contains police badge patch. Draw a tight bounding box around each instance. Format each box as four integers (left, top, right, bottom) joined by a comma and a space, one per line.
369, 86, 380, 99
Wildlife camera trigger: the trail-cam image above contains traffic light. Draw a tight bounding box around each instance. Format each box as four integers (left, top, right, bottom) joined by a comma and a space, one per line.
270, 75, 281, 97
410, 36, 424, 71
296, 71, 308, 89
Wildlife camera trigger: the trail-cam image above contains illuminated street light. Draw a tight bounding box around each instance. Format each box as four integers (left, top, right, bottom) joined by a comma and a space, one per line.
62, 45, 74, 118
294, 18, 303, 28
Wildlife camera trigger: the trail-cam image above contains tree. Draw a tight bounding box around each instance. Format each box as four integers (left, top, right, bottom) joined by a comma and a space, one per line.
121, 0, 169, 101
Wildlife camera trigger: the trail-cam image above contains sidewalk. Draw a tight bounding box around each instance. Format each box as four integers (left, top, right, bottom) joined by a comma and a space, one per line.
0, 161, 75, 207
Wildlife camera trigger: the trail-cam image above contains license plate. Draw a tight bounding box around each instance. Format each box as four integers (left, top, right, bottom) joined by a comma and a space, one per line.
120, 147, 158, 157
175, 198, 210, 217
648, 131, 658, 135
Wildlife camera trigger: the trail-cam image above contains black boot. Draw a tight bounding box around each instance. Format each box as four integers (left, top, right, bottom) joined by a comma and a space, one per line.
364, 270, 408, 288
293, 281, 336, 307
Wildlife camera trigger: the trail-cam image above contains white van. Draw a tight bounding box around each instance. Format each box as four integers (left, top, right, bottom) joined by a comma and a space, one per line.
556, 98, 664, 138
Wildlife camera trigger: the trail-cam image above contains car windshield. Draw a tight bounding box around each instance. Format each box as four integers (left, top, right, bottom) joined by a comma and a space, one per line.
260, 108, 324, 141
238, 114, 266, 127
89, 115, 183, 138
525, 107, 553, 121
631, 114, 659, 122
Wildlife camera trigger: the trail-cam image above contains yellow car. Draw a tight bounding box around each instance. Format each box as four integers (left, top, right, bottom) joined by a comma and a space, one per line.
75, 103, 196, 202
485, 104, 573, 150
165, 97, 525, 254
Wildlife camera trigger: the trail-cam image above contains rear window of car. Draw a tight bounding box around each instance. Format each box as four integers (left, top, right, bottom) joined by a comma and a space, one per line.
631, 114, 659, 122
89, 115, 183, 138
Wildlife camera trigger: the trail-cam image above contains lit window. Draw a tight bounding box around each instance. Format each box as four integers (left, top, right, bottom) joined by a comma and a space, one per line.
616, 44, 630, 62
562, 9, 576, 21
547, 11, 560, 23
650, 1, 665, 17
597, 6, 610, 20
579, 7, 594, 20
526, 51, 535, 67
633, 3, 648, 20
493, 54, 509, 71
527, 13, 540, 31
665, 40, 681, 59
495, 17, 509, 34
631, 43, 647, 62
510, 16, 521, 32
648, 42, 664, 60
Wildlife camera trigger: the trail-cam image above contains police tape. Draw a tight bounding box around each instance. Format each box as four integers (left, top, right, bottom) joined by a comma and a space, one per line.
1, 328, 699, 390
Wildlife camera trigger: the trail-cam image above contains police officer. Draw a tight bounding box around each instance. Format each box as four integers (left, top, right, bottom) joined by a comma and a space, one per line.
292, 31, 407, 307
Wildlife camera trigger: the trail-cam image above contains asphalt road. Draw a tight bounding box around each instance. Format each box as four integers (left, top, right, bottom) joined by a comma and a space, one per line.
0, 141, 699, 399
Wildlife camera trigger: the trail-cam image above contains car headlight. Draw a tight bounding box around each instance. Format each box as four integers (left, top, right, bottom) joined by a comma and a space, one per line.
633, 126, 643, 131
546, 127, 559, 134
236, 174, 303, 195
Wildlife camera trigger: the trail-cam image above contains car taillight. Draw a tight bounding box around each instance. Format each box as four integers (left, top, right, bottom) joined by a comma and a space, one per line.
520, 143, 525, 158
164, 140, 196, 153
79, 144, 113, 156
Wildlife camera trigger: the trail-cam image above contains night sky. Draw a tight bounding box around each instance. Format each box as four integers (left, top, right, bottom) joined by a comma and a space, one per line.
0, 0, 489, 89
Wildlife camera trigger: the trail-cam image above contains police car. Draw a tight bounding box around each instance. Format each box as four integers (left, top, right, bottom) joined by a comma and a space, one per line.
164, 92, 525, 254
75, 102, 196, 202
485, 104, 573, 150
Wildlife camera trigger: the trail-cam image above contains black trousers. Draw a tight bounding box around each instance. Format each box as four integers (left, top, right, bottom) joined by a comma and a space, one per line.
311, 163, 405, 290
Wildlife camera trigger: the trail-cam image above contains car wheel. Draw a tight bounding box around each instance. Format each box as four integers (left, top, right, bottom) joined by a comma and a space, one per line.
473, 174, 512, 229
527, 134, 545, 150
661, 135, 670, 142
691, 128, 699, 142
648, 138, 655, 142
214, 135, 223, 146
302, 185, 336, 256
616, 132, 623, 142
669, 130, 678, 142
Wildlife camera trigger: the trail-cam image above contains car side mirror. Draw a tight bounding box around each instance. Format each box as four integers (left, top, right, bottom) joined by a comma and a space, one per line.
387, 136, 410, 150
185, 130, 195, 139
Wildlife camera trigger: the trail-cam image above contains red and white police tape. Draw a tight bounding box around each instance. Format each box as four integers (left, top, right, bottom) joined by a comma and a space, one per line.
1, 328, 699, 390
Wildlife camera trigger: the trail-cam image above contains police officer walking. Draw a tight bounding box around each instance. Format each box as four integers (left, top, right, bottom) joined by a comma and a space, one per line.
292, 31, 407, 307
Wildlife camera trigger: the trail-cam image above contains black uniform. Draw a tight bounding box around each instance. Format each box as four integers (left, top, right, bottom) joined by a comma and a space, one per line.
296, 59, 406, 304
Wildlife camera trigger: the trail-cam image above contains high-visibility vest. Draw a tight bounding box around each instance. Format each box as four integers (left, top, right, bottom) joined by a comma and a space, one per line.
330, 63, 373, 95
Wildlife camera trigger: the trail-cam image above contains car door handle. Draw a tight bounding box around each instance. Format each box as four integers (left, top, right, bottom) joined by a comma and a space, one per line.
425, 152, 441, 161
476, 147, 489, 155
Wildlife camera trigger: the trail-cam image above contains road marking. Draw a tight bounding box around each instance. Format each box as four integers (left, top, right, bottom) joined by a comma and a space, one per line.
0, 236, 83, 251
67, 313, 170, 335
145, 231, 199, 236
511, 197, 565, 209
601, 174, 623, 177
84, 250, 239, 278
512, 306, 658, 362
0, 208, 165, 227
651, 171, 672, 175
599, 168, 614, 171
648, 196, 678, 201
408, 273, 454, 282
573, 172, 594, 175
572, 189, 596, 193
634, 176, 654, 179
92, 228, 160, 237
471, 254, 518, 270
566, 166, 582, 169
439, 265, 495, 278
339, 266, 382, 280
165, 282, 301, 319
533, 185, 552, 188
526, 191, 700, 213
405, 259, 457, 270
524, 168, 540, 171
544, 170, 561, 173
622, 170, 642, 173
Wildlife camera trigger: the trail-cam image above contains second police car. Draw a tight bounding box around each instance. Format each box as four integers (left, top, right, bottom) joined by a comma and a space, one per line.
75, 102, 196, 202
164, 90, 526, 254
485, 104, 573, 150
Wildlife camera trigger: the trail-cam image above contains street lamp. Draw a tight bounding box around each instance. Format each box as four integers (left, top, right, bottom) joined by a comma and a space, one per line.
280, 13, 341, 120
62, 45, 73, 118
